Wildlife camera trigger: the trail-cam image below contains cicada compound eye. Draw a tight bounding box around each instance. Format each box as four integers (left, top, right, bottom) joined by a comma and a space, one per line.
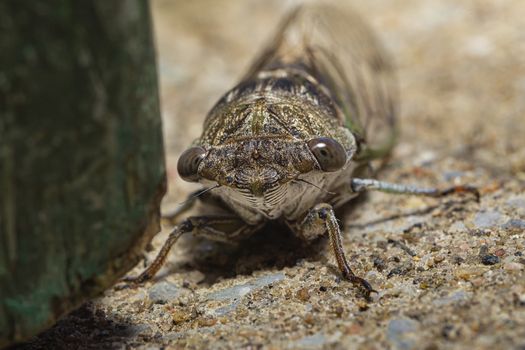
307, 137, 347, 172
177, 146, 206, 182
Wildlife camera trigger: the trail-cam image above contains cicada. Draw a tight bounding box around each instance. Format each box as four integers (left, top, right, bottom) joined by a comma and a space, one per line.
126, 4, 477, 297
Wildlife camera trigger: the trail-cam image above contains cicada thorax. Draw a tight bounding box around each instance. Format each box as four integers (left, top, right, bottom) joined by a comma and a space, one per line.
243, 4, 398, 163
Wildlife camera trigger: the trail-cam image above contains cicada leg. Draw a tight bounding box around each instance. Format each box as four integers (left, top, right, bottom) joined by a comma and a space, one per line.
349, 178, 480, 201
123, 215, 261, 284
289, 203, 376, 299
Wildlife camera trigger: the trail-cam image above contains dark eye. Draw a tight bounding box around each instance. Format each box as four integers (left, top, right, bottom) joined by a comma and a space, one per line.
307, 137, 347, 172
177, 146, 206, 182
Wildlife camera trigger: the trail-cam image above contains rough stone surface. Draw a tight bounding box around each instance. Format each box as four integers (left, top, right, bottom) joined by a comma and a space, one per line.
148, 281, 182, 305
386, 318, 419, 350
15, 0, 525, 349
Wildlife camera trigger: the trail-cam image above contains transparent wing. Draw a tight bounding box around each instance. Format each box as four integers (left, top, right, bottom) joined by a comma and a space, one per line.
244, 4, 398, 160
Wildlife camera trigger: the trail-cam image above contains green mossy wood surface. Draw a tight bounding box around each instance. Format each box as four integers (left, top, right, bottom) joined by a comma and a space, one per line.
0, 1, 165, 347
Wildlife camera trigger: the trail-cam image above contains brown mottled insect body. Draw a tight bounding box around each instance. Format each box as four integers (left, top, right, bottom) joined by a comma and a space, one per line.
125, 4, 479, 297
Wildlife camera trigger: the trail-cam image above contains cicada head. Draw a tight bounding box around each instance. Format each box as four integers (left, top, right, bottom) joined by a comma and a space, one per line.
177, 95, 357, 221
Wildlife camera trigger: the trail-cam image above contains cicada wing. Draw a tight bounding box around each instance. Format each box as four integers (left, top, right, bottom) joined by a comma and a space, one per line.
244, 4, 398, 160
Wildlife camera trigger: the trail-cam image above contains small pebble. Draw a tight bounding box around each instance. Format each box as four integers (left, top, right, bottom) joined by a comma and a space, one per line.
473, 211, 503, 229
333, 305, 344, 317
506, 196, 525, 209
441, 324, 460, 340
459, 243, 470, 251
346, 323, 362, 335
426, 258, 435, 269
304, 313, 315, 325
356, 300, 369, 311
198, 317, 218, 328
481, 255, 500, 265
373, 256, 387, 271
455, 268, 484, 281
504, 262, 524, 271
452, 255, 465, 265
503, 219, 525, 230
494, 248, 506, 257
433, 290, 470, 306
148, 281, 181, 304
434, 255, 445, 263
479, 245, 489, 256
171, 309, 193, 324
296, 288, 310, 302
387, 262, 413, 278
471, 278, 485, 287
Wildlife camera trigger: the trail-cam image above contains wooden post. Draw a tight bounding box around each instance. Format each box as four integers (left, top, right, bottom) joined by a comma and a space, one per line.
0, 1, 165, 346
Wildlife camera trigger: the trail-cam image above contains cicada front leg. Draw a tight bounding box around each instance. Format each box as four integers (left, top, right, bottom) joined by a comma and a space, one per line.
123, 215, 261, 284
289, 203, 376, 299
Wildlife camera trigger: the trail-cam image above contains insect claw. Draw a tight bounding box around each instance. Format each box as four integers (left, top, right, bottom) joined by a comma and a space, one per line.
121, 268, 158, 286
344, 273, 377, 300
113, 277, 143, 291
466, 185, 481, 202
439, 185, 480, 202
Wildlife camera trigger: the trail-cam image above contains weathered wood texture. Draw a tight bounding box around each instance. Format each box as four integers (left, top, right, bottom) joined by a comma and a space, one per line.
0, 1, 165, 347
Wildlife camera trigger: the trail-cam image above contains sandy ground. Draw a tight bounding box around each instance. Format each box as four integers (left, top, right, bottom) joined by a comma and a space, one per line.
17, 0, 525, 349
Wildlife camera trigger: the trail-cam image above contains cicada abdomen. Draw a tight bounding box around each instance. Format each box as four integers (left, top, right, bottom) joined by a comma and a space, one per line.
244, 4, 398, 163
